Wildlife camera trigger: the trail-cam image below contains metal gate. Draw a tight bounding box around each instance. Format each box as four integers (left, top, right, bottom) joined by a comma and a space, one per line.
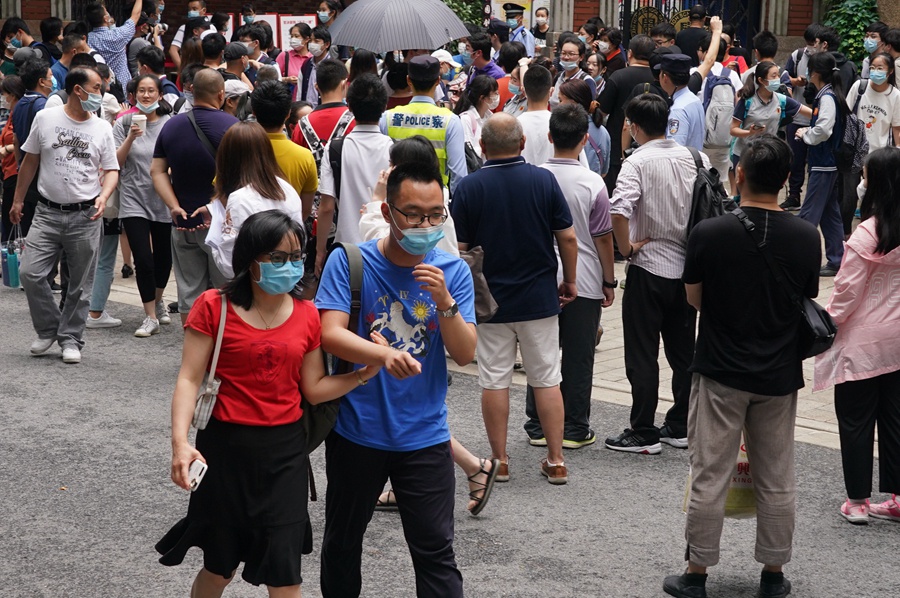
620, 0, 762, 54
70, 0, 129, 24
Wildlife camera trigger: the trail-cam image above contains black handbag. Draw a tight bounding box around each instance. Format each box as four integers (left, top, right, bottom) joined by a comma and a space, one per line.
732, 208, 837, 359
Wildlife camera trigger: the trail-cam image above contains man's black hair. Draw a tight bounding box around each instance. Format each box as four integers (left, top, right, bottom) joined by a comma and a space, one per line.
625, 94, 669, 138
315, 59, 348, 94
739, 135, 792, 196
469, 32, 492, 59
699, 34, 727, 62
70, 52, 98, 69
136, 45, 166, 74
629, 34, 656, 61
347, 73, 388, 123
1, 17, 29, 40
85, 3, 107, 30
549, 103, 589, 150
40, 17, 63, 43
866, 21, 890, 39
522, 64, 552, 99
803, 23, 822, 45
650, 22, 676, 41
20, 59, 50, 91
753, 30, 778, 59
817, 26, 841, 51
311, 26, 331, 46
201, 33, 226, 59
65, 66, 97, 95
386, 162, 443, 204
251, 80, 291, 128
497, 41, 525, 74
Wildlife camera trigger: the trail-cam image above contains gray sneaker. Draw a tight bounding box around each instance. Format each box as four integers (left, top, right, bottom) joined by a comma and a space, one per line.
134, 316, 160, 338
85, 311, 122, 329
155, 300, 172, 325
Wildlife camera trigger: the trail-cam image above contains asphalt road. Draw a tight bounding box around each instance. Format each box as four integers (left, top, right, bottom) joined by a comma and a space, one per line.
0, 289, 897, 597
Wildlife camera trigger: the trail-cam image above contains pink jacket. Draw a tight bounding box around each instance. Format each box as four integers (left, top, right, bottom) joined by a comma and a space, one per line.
814, 217, 900, 391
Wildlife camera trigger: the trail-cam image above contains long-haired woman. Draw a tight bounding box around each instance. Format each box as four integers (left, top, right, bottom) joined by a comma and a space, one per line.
559, 78, 611, 176
814, 147, 900, 525
206, 121, 305, 279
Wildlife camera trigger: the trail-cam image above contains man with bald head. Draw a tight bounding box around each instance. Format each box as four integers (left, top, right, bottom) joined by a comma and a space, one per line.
152, 68, 237, 323
452, 112, 579, 485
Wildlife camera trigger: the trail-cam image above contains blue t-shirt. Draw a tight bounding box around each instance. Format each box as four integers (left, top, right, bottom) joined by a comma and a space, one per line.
451, 156, 573, 323
315, 240, 476, 452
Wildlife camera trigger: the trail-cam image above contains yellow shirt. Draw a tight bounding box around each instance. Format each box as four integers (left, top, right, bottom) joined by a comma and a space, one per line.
267, 132, 318, 196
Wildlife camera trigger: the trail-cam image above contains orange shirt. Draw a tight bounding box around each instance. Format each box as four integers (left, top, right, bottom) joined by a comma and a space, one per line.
494, 76, 513, 114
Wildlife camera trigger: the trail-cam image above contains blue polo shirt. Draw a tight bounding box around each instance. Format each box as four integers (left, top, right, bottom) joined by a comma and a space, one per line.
452, 156, 573, 324
667, 86, 705, 152
11, 92, 47, 164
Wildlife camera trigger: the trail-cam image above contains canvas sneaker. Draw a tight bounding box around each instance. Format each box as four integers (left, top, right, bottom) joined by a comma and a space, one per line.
840, 499, 870, 525
85, 311, 122, 328
659, 424, 688, 449
156, 300, 172, 325
540, 458, 568, 485
562, 431, 597, 450
61, 347, 81, 364
604, 429, 661, 455
30, 337, 56, 355
869, 494, 900, 522
528, 436, 547, 447
135, 316, 161, 338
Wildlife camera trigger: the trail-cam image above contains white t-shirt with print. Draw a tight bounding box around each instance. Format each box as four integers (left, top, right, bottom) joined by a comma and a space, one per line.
846, 80, 900, 151
21, 106, 119, 204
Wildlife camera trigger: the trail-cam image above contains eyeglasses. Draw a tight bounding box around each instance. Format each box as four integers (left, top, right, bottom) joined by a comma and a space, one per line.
390, 204, 448, 227
262, 250, 304, 267
559, 51, 580, 59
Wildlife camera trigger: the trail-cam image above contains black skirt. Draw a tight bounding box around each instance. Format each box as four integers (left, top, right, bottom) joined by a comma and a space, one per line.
156, 417, 312, 587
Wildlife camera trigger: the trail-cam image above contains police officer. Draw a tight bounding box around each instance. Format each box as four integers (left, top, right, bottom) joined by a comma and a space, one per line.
657, 53, 705, 152
504, 3, 535, 58
379, 55, 468, 195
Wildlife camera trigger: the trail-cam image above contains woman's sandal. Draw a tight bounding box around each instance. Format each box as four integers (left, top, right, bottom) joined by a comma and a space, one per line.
375, 488, 399, 511
467, 457, 500, 517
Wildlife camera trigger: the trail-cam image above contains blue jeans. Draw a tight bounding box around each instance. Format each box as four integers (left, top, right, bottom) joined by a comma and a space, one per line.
799, 169, 844, 269
89, 230, 120, 312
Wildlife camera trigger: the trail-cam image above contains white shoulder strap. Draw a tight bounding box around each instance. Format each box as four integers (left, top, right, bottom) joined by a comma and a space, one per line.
206, 294, 228, 386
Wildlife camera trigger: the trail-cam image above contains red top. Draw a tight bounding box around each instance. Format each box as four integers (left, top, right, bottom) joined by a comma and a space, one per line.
494, 76, 513, 114
385, 95, 413, 110
1, 113, 17, 180
291, 103, 356, 147
186, 290, 322, 426
723, 54, 749, 75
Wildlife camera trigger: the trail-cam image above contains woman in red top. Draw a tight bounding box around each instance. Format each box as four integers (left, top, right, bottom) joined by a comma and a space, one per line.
0, 75, 23, 243
157, 210, 385, 597
276, 23, 313, 101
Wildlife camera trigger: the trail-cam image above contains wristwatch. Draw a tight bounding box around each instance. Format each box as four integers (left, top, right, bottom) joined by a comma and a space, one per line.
437, 301, 459, 318
602, 279, 618, 289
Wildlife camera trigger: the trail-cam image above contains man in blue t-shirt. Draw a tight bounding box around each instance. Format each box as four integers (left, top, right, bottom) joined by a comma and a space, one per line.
451, 112, 579, 485
316, 163, 476, 598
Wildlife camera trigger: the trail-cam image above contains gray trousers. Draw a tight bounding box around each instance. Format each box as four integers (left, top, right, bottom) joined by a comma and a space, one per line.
20, 203, 101, 349
171, 228, 226, 314
685, 374, 798, 568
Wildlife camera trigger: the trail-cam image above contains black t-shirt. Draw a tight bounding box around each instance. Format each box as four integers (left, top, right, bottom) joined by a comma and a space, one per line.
675, 27, 709, 67
682, 208, 821, 395
531, 27, 547, 41
598, 65, 655, 163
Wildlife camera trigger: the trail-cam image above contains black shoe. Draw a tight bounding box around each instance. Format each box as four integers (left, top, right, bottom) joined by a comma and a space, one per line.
779, 197, 801, 211
168, 301, 179, 314
659, 424, 688, 449
663, 572, 708, 598
759, 572, 791, 598
819, 265, 839, 277
50, 281, 63, 294
604, 428, 661, 455
121, 263, 133, 278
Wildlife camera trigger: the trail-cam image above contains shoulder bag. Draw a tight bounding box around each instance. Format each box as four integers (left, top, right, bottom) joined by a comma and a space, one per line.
732, 208, 837, 359
192, 293, 228, 429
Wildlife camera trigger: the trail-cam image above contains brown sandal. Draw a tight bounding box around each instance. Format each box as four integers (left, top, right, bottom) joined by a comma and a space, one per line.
467, 458, 500, 516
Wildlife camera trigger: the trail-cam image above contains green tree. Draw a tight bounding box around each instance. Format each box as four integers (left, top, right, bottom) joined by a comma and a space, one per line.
442, 0, 484, 25
823, 0, 880, 65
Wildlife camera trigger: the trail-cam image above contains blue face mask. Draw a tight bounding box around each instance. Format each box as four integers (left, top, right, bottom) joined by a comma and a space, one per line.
508, 82, 520, 96
397, 224, 445, 255
158, 4, 164, 14
8, 37, 22, 49
80, 90, 103, 113
137, 100, 159, 113
765, 79, 781, 93
578, 35, 587, 43
51, 75, 60, 92
870, 69, 888, 84
318, 11, 331, 23
507, 19, 519, 30
243, 15, 254, 24
560, 60, 579, 72
441, 68, 454, 82
864, 38, 879, 54
255, 260, 304, 295
187, 10, 200, 18
460, 49, 472, 66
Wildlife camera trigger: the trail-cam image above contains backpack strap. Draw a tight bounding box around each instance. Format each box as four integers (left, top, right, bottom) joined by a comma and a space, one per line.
329, 137, 346, 200
186, 109, 217, 158
330, 242, 363, 336
298, 114, 324, 164
686, 146, 704, 172
173, 97, 186, 113
329, 109, 353, 141
852, 80, 868, 116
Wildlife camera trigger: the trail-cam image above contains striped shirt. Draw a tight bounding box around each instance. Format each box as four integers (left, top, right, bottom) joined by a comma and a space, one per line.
609, 138, 709, 279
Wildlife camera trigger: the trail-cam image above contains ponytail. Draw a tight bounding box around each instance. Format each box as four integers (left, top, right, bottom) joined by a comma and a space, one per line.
808, 52, 848, 120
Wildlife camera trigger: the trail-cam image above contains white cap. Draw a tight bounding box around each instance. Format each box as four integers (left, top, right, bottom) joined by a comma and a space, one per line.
431, 49, 460, 68
224, 79, 252, 99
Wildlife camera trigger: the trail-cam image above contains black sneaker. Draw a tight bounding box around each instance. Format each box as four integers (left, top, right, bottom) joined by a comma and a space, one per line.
819, 265, 838, 277
121, 263, 134, 278
663, 572, 708, 598
604, 429, 661, 455
168, 301, 179, 314
50, 281, 63, 294
659, 424, 688, 449
779, 196, 801, 211
759, 573, 792, 598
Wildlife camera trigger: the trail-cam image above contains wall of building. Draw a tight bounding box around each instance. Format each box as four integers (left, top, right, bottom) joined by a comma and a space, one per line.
881, 2, 900, 27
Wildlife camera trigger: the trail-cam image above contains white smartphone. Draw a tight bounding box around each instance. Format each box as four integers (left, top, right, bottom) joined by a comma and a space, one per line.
188, 459, 208, 492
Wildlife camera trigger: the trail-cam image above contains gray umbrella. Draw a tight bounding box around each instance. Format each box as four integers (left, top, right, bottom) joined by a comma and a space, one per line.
328, 0, 470, 54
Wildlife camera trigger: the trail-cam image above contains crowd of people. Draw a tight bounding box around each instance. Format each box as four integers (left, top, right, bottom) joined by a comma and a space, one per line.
1, 2, 899, 597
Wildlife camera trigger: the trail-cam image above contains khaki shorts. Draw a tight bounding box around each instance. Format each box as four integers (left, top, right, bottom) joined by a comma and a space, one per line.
476, 316, 561, 389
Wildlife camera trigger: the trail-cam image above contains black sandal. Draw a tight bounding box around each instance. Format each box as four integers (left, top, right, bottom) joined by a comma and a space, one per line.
375, 488, 399, 511
467, 458, 500, 516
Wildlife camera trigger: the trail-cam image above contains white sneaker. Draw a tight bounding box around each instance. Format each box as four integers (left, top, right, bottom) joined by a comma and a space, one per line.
156, 300, 172, 325
134, 316, 160, 338
61, 347, 81, 364
85, 311, 122, 328
30, 337, 56, 355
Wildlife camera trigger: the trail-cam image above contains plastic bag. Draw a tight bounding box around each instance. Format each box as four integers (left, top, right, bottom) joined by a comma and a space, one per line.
683, 436, 757, 519
2, 223, 24, 288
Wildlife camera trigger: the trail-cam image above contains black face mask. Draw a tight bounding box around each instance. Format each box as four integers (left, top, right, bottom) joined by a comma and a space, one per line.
803, 82, 817, 105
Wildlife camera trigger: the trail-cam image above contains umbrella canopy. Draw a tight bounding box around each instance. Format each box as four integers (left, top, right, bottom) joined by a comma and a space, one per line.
328, 0, 470, 54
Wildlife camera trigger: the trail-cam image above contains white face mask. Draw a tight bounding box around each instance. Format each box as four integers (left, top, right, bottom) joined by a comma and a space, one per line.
535, 17, 548, 26
487, 95, 500, 110
857, 179, 867, 202
308, 42, 324, 57
597, 41, 610, 53
289, 37, 303, 50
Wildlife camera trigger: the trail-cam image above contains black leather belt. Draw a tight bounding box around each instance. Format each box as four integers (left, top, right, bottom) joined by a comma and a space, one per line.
38, 197, 96, 212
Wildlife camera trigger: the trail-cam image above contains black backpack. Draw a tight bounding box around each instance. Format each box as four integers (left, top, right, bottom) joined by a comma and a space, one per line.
838, 81, 871, 174
686, 146, 736, 234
